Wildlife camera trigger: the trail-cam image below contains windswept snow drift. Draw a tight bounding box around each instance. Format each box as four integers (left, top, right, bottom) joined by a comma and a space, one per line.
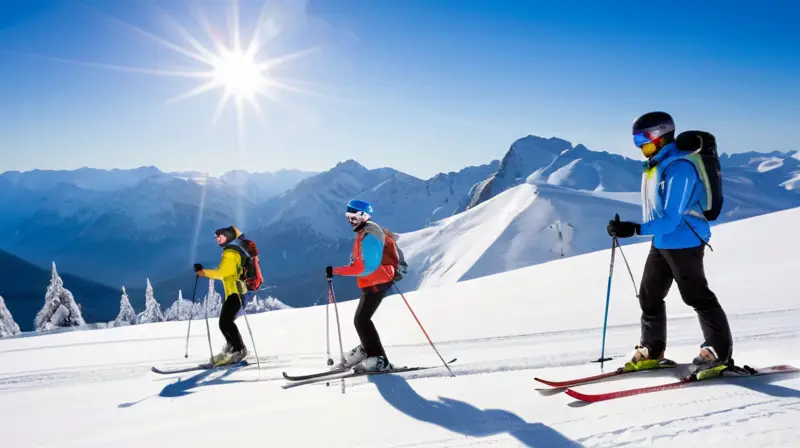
0, 208, 798, 447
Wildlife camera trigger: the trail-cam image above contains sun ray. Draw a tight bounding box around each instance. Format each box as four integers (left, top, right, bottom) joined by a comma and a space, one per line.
246, 3, 281, 57
229, 0, 242, 53
155, 10, 218, 63
211, 91, 233, 129
77, 2, 213, 66
191, 6, 227, 54
36, 0, 327, 149
9, 51, 211, 78
262, 77, 322, 96
259, 46, 322, 70
165, 79, 222, 105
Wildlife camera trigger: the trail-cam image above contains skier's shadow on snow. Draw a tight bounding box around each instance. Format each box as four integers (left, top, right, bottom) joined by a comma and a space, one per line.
119, 366, 250, 408
368, 374, 580, 447
730, 372, 800, 399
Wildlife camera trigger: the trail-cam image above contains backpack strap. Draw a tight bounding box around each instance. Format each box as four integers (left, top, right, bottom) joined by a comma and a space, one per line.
662, 157, 714, 251
225, 239, 252, 259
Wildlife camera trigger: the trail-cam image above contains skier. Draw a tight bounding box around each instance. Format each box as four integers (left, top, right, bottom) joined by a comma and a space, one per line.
606, 111, 733, 378
326, 199, 400, 372
194, 225, 249, 366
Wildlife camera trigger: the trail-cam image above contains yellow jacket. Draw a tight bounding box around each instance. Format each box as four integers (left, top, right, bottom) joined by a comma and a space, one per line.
201, 248, 245, 300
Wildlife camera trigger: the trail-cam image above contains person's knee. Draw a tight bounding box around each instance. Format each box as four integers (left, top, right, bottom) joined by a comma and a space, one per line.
675, 281, 717, 310
638, 295, 665, 316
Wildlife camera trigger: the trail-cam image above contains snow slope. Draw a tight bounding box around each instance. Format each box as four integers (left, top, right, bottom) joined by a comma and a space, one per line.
0, 207, 798, 447
399, 182, 644, 290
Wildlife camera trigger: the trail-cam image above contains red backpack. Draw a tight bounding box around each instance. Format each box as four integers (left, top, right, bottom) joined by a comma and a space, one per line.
226, 237, 264, 292
380, 228, 407, 281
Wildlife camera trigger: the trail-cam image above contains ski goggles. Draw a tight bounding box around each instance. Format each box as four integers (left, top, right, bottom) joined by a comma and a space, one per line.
633, 132, 655, 147
633, 131, 661, 158
345, 212, 368, 226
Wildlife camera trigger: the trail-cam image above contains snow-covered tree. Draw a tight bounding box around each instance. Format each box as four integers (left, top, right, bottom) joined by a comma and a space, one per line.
0, 295, 21, 337
34, 262, 86, 331
204, 279, 223, 318
164, 289, 199, 321
136, 278, 164, 324
244, 294, 291, 314
109, 286, 136, 327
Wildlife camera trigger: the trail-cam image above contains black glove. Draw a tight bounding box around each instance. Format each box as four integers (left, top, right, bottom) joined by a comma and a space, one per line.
325, 266, 333, 278
194, 263, 203, 273
607, 218, 640, 238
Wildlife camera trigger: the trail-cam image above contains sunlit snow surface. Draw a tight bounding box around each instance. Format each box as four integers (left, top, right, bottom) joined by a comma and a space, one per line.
0, 208, 798, 447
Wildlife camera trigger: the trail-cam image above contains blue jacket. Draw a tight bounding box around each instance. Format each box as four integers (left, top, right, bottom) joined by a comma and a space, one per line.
639, 142, 711, 249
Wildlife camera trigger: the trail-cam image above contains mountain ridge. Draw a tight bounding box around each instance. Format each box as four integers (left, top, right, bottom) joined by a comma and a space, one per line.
0, 134, 797, 315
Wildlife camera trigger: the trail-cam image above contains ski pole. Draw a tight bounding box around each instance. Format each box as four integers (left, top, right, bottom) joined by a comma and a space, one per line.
594, 216, 619, 369
203, 279, 214, 363
325, 287, 333, 366
614, 238, 639, 299
391, 281, 455, 377
184, 275, 200, 358
328, 279, 346, 366
239, 292, 262, 378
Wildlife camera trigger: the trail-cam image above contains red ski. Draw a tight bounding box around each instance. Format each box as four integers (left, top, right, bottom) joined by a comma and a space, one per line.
534, 360, 681, 389
565, 364, 800, 403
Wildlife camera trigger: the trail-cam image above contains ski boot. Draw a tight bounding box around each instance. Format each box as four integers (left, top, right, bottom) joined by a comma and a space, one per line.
211, 343, 233, 366
228, 347, 248, 364
687, 347, 729, 380
622, 345, 676, 372
353, 355, 394, 373
211, 344, 248, 367
335, 344, 367, 370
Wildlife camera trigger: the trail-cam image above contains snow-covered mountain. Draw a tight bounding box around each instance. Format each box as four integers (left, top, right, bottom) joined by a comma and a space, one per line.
217, 169, 317, 202
0, 208, 798, 446
400, 182, 643, 290
0, 166, 315, 289
465, 136, 800, 217
719, 150, 800, 192
0, 135, 796, 314
0, 166, 164, 192
462, 136, 572, 210
246, 159, 500, 306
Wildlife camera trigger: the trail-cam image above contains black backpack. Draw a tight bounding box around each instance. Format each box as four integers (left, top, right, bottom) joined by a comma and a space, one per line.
675, 130, 723, 221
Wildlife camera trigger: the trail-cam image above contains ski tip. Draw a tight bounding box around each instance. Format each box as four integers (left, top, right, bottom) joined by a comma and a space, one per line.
533, 377, 561, 387
564, 388, 597, 403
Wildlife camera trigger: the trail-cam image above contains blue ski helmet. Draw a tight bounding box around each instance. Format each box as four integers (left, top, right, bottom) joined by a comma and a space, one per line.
346, 199, 373, 214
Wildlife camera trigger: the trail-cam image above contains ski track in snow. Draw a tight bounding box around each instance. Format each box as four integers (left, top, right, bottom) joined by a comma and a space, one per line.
3, 307, 797, 395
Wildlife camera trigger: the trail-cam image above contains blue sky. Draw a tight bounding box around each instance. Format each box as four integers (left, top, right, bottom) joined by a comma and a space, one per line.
0, 0, 797, 179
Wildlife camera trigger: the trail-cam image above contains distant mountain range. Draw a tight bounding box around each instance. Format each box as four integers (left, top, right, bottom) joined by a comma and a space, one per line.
1, 137, 797, 330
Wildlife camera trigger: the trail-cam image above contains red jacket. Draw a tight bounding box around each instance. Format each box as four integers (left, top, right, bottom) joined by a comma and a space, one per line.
333, 221, 398, 289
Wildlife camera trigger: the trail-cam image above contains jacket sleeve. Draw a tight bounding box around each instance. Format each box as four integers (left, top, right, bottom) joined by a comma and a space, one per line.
638, 161, 698, 236
333, 226, 385, 276
201, 250, 239, 280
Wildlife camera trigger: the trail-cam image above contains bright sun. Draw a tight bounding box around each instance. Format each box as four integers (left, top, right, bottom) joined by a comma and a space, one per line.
46, 1, 320, 144
210, 49, 264, 101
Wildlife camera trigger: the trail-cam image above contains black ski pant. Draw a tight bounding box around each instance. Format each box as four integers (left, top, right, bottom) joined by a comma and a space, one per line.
219, 293, 245, 352
354, 282, 392, 359
638, 243, 733, 362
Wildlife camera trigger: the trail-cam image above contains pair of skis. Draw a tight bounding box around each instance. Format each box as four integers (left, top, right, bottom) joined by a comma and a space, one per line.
280, 358, 458, 389
151, 358, 458, 389
151, 360, 250, 375
534, 360, 800, 403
